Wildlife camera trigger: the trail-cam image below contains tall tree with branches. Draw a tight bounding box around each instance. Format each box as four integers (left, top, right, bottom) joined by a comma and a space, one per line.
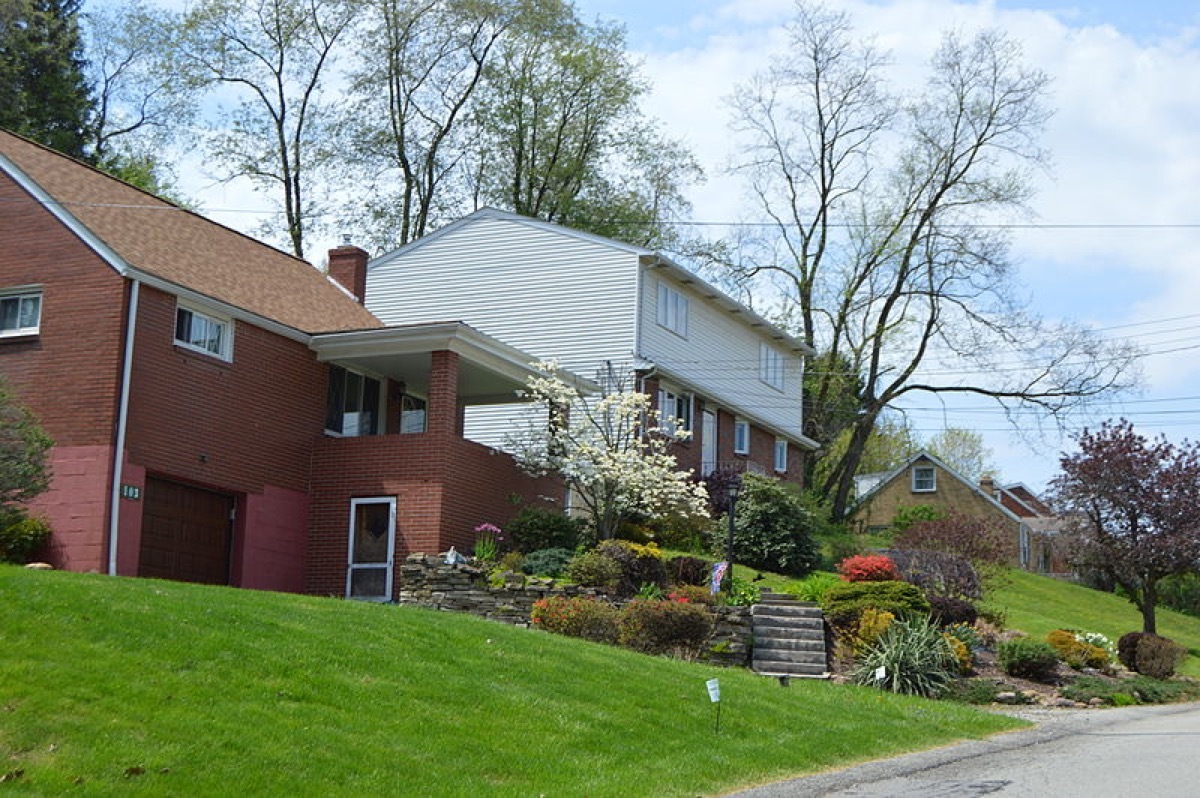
180, 0, 357, 258
725, 3, 1139, 518
1051, 420, 1200, 634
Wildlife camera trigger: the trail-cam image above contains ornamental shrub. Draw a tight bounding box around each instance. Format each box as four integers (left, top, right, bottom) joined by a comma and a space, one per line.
0, 512, 51, 564
564, 551, 622, 590
885, 548, 982, 600
997, 637, 1060, 682
1117, 631, 1144, 671
666, 555, 712, 587
667, 585, 716, 605
788, 571, 842, 603
850, 608, 894, 656
716, 473, 821, 577
944, 622, 982, 652
836, 554, 899, 583
821, 580, 931, 636
1133, 634, 1188, 679
1045, 629, 1109, 670
505, 506, 586, 553
851, 614, 959, 697
943, 633, 973, 674
617, 598, 713, 657
927, 595, 978, 627
594, 540, 668, 597
530, 596, 620, 644
520, 548, 575, 577
722, 576, 761, 607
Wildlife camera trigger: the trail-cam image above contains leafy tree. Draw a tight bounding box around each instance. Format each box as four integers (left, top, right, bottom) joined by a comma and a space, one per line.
1050, 420, 1200, 634
0, 378, 52, 513
723, 2, 1139, 519
179, 0, 358, 258
0, 0, 92, 156
926, 428, 997, 483
507, 362, 709, 540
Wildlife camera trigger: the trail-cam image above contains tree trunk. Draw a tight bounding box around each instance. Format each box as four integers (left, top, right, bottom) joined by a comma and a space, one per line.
1141, 579, 1158, 635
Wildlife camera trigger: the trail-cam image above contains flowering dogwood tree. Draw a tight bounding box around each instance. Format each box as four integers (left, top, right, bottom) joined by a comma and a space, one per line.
508, 362, 710, 540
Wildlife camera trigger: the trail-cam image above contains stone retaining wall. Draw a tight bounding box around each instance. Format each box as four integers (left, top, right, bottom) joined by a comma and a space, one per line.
397, 553, 752, 667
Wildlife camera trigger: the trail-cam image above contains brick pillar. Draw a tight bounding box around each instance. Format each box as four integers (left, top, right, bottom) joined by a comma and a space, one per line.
327, 244, 369, 302
428, 350, 460, 440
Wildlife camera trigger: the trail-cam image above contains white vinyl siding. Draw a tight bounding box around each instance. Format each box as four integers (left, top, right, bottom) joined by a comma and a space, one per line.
367, 215, 638, 376
640, 272, 804, 440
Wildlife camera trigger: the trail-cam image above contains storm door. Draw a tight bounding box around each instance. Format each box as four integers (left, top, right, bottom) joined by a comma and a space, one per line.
346, 497, 396, 601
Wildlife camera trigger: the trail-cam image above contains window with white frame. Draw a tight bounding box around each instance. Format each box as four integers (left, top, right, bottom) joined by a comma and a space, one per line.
760, 343, 785, 391
326, 364, 383, 436
912, 465, 936, 492
656, 280, 688, 337
774, 438, 788, 473
733, 418, 750, 455
657, 387, 692, 435
175, 303, 232, 360
0, 289, 42, 338
399, 394, 426, 434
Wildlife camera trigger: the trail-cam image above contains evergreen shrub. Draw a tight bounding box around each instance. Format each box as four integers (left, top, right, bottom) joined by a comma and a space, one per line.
997, 637, 1060, 682
617, 599, 713, 657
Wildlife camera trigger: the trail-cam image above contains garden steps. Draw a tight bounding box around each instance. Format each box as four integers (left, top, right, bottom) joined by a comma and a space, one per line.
751, 590, 829, 679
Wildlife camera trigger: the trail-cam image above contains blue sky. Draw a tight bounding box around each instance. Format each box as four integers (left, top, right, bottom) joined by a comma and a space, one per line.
558, 0, 1200, 490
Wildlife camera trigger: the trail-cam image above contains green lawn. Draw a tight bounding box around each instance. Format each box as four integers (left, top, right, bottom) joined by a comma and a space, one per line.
986, 570, 1200, 677
0, 566, 1023, 796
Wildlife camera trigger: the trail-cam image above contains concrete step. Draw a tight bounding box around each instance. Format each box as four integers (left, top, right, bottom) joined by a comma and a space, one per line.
752, 605, 824, 620
754, 636, 825, 652
752, 619, 825, 636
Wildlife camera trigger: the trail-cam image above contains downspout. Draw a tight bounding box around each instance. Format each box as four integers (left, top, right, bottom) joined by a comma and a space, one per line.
107, 279, 139, 576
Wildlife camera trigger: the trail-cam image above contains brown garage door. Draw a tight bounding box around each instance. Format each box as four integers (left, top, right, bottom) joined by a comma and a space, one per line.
139, 477, 233, 585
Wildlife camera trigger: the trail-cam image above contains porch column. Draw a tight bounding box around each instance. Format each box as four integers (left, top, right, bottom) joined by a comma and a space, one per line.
428, 350, 461, 439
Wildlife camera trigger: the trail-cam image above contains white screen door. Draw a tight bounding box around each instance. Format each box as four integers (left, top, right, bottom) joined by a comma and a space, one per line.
346, 497, 396, 601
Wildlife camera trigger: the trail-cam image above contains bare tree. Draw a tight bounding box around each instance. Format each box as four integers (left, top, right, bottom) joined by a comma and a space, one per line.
180, 0, 357, 258
725, 3, 1140, 518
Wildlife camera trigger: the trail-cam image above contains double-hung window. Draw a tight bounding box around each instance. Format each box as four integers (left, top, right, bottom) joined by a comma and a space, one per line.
326, 365, 382, 436
774, 438, 788, 473
760, 343, 785, 391
0, 289, 42, 338
733, 418, 750, 455
656, 281, 688, 337
912, 465, 936, 492
657, 387, 692, 435
175, 303, 232, 360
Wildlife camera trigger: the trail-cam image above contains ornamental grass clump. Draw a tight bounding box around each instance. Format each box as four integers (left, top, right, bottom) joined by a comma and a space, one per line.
851, 614, 958, 698
530, 596, 620, 644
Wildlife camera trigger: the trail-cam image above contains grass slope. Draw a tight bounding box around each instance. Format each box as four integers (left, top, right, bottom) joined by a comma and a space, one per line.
987, 570, 1200, 677
0, 566, 1022, 796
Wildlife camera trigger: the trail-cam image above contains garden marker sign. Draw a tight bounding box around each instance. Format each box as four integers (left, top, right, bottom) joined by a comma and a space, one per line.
706, 679, 723, 734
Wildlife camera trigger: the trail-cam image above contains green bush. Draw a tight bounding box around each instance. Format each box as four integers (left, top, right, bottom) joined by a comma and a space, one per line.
594, 540, 667, 597
851, 614, 958, 697
0, 512, 51, 564
1045, 629, 1109, 670
617, 599, 713, 657
997, 637, 1060, 682
788, 571, 842, 603
564, 551, 622, 590
1134, 634, 1188, 679
943, 678, 1000, 704
665, 555, 712, 587
821, 580, 931, 635
1061, 675, 1200, 705
505, 507, 585, 553
718, 474, 821, 577
520, 548, 575, 577
927, 595, 978, 627
721, 576, 760, 607
530, 596, 620, 644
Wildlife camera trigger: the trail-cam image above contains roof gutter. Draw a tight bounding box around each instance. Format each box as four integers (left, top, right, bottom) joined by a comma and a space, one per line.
107, 279, 139, 576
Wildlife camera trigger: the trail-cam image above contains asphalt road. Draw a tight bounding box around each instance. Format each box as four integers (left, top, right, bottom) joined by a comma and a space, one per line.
728, 703, 1200, 797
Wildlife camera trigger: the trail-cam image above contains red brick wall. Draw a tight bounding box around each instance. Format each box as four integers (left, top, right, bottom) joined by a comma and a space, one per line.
124, 285, 328, 495
306, 432, 560, 598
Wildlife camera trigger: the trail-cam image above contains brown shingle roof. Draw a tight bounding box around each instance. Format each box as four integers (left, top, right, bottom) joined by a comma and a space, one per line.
0, 130, 381, 334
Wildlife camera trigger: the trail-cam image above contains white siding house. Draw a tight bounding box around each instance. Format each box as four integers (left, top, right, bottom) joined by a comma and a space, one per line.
364, 208, 818, 479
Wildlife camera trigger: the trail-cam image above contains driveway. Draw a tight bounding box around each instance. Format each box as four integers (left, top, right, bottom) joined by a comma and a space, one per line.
728, 703, 1200, 797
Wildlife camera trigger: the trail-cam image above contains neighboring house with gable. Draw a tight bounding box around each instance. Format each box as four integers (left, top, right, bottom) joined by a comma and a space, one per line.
363, 208, 820, 485
0, 130, 564, 601
850, 451, 1060, 573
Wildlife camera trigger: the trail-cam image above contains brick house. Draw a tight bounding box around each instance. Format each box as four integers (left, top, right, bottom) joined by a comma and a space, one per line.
850, 451, 1060, 573
0, 130, 561, 600
363, 207, 819, 487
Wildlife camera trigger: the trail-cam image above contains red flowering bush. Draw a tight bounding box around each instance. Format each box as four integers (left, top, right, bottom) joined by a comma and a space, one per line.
666, 585, 716, 605
530, 596, 620, 644
837, 554, 900, 583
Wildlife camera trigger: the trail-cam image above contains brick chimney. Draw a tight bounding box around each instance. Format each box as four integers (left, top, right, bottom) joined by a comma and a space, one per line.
979, 474, 996, 496
327, 239, 369, 303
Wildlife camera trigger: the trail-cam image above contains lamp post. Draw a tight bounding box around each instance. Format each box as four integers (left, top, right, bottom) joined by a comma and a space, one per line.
723, 481, 740, 592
